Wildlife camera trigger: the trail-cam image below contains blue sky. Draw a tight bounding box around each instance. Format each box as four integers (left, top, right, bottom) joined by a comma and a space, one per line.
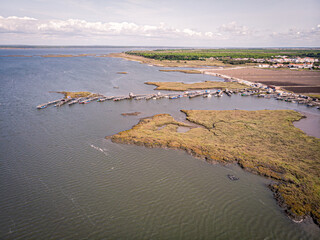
0, 0, 319, 47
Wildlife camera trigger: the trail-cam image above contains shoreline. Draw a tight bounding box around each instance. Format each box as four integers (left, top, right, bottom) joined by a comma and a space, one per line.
199, 68, 320, 95
108, 110, 320, 226
107, 52, 320, 95
105, 53, 320, 226
106, 52, 234, 68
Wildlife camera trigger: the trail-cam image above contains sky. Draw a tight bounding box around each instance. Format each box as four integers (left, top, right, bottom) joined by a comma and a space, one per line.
0, 0, 319, 47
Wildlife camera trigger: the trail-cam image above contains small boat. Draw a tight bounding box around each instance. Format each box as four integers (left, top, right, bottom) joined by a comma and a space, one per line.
79, 99, 90, 104
113, 97, 127, 101
227, 174, 239, 181
97, 97, 107, 102
145, 95, 154, 100
169, 95, 180, 99
68, 98, 80, 105
54, 99, 67, 107
37, 105, 47, 109
189, 94, 200, 98
134, 96, 145, 100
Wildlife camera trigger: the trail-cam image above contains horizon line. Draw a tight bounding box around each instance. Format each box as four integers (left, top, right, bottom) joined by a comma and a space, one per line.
0, 45, 320, 50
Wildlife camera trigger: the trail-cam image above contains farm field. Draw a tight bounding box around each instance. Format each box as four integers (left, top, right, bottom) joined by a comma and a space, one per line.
204, 68, 320, 94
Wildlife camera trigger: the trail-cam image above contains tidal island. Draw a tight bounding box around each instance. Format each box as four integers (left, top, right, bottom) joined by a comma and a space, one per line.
108, 109, 320, 225
145, 81, 247, 91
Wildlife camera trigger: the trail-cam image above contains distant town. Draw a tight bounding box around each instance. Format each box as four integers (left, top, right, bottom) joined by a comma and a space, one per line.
217, 56, 319, 69
126, 49, 320, 70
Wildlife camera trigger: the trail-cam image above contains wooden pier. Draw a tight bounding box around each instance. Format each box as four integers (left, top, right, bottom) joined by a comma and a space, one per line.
36, 98, 63, 109
36, 88, 320, 110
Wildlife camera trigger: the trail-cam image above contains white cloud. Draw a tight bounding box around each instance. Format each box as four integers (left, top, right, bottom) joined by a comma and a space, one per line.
0, 16, 318, 46
270, 24, 320, 42
0, 15, 219, 40
219, 21, 251, 36
0, 16, 38, 33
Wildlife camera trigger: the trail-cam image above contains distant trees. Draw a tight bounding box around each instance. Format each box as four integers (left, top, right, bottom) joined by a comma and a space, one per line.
125, 49, 320, 65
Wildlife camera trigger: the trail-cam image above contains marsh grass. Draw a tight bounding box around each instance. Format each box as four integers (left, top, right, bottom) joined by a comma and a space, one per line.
110, 110, 320, 225
145, 81, 247, 91
159, 69, 202, 74
306, 94, 320, 100
41, 54, 95, 58
121, 112, 141, 116
57, 91, 92, 98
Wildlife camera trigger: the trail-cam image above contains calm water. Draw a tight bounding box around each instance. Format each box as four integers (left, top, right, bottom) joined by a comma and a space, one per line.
0, 48, 319, 239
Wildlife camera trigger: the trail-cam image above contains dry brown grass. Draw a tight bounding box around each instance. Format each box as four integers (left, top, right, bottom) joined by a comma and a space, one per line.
121, 112, 141, 116
57, 91, 92, 98
41, 54, 95, 58
110, 110, 320, 225
306, 94, 320, 99
107, 52, 230, 67
145, 81, 247, 91
159, 69, 202, 74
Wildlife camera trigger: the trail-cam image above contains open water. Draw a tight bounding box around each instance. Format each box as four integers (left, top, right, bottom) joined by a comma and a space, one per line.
0, 47, 319, 239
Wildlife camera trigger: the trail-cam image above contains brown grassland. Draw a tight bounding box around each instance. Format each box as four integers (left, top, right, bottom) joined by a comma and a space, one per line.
306, 94, 320, 99
109, 110, 320, 225
159, 69, 202, 74
41, 54, 96, 58
145, 81, 247, 91
107, 52, 232, 67
121, 112, 141, 116
204, 68, 320, 94
57, 91, 92, 98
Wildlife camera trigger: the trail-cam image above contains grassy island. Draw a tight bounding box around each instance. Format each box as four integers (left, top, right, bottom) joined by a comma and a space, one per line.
145, 81, 247, 91
57, 91, 92, 98
121, 112, 141, 116
41, 54, 95, 58
159, 69, 202, 74
109, 110, 320, 225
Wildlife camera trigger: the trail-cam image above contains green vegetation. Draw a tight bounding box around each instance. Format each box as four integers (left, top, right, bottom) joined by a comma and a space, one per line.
306, 94, 320, 100
117, 72, 128, 74
126, 49, 320, 61
145, 81, 247, 91
110, 110, 320, 224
